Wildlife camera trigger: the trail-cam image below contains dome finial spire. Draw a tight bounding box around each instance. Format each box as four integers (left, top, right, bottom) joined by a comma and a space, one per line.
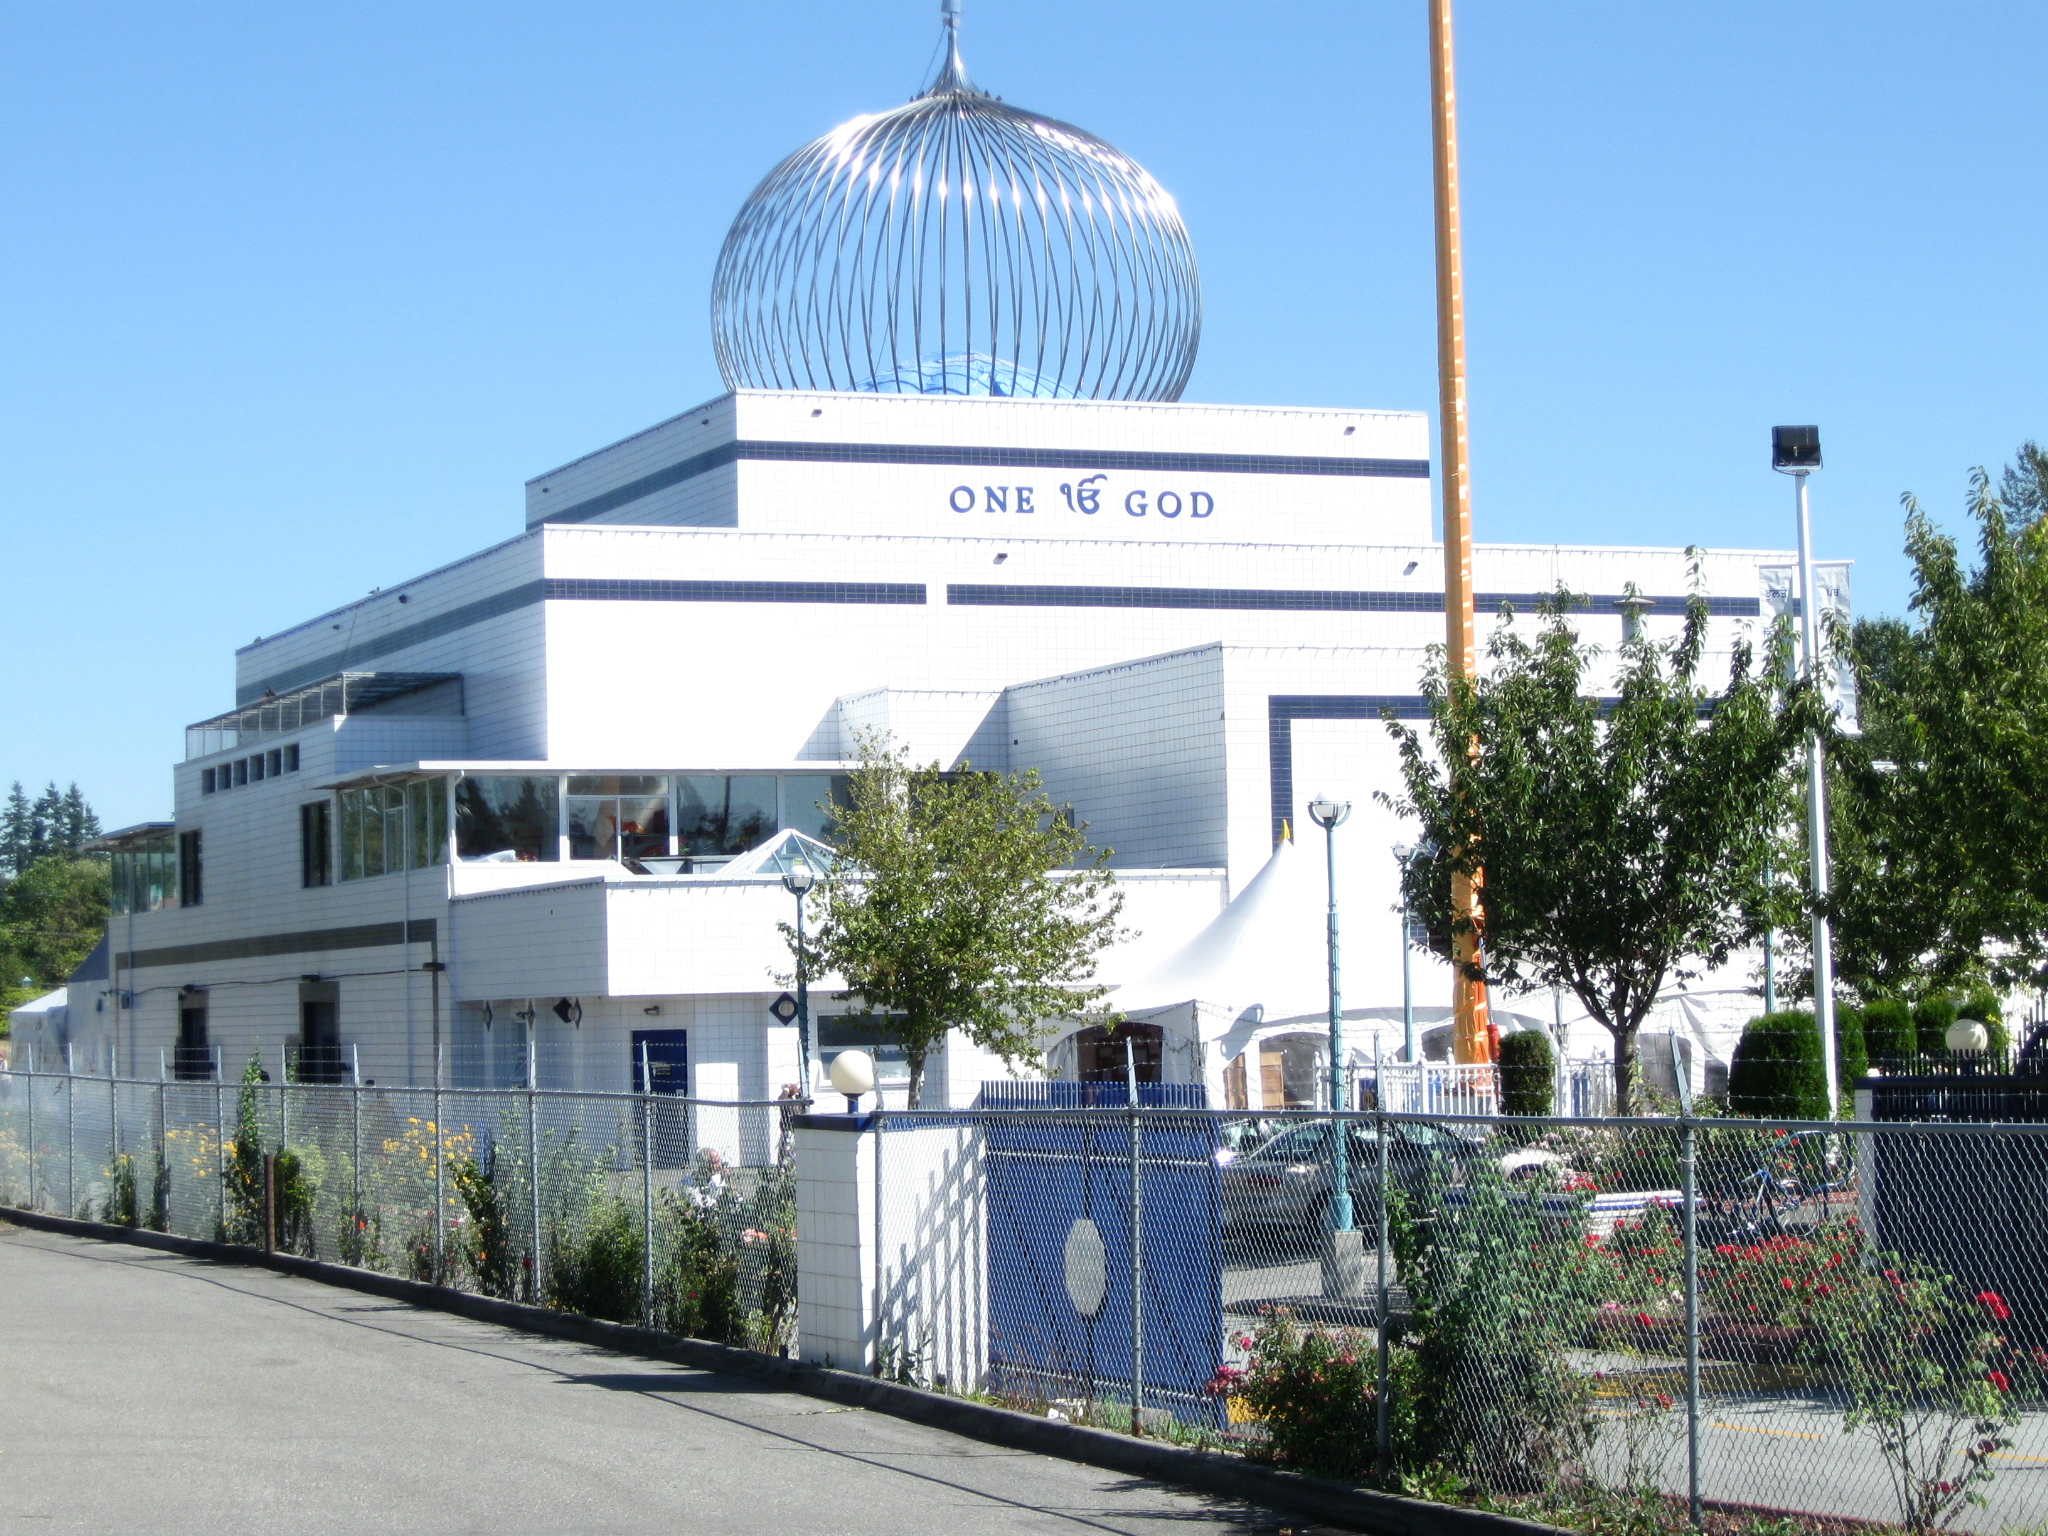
928, 0, 974, 95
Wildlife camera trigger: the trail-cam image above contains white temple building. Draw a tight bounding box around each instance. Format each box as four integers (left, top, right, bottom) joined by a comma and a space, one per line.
42, 7, 1838, 1110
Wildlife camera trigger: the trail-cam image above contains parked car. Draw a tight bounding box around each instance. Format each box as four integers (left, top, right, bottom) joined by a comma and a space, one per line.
1219, 1117, 1479, 1239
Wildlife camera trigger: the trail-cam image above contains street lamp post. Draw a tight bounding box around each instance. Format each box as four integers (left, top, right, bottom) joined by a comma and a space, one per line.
1772, 426, 1839, 1117
1393, 845, 1423, 1065
1308, 796, 1353, 1233
783, 859, 817, 1101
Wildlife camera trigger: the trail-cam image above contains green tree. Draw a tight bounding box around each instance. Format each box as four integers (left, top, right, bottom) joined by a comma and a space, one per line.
1830, 455, 2048, 995
0, 856, 111, 1000
794, 735, 1125, 1106
1384, 582, 1814, 1116
0, 780, 102, 878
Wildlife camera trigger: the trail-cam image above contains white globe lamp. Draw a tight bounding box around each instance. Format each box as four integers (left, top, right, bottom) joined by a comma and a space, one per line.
828, 1049, 877, 1113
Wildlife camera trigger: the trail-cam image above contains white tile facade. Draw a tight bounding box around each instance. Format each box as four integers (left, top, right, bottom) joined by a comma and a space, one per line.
100, 389, 1808, 1110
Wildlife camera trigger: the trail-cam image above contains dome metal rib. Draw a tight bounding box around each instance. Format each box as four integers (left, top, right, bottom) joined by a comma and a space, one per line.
711, 7, 1200, 401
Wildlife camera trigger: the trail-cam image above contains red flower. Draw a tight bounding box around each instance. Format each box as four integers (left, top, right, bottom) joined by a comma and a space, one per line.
1636, 1313, 1655, 1327
1977, 1291, 2013, 1321
1987, 1370, 2012, 1393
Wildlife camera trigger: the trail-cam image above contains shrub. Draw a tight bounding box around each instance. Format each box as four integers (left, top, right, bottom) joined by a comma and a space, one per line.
1834, 1003, 1869, 1085
1727, 1012, 1829, 1120
101, 1153, 140, 1228
1498, 1030, 1555, 1116
654, 1194, 741, 1342
1209, 1307, 1384, 1483
1392, 1165, 1596, 1492
1912, 993, 1956, 1050
1862, 998, 1917, 1066
548, 1195, 644, 1322
450, 1147, 518, 1299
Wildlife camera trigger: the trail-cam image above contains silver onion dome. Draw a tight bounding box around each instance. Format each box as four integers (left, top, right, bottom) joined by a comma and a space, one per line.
711, 1, 1201, 401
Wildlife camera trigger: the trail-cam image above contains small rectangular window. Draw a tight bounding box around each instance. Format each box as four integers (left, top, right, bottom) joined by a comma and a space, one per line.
178, 829, 203, 907
201, 768, 216, 795
301, 802, 332, 888
251, 754, 266, 783
284, 743, 299, 773
234, 759, 249, 787
267, 748, 282, 778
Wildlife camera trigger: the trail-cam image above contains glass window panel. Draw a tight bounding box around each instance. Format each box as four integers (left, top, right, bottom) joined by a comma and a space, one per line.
781, 774, 852, 843
566, 795, 611, 860
340, 791, 365, 881
675, 775, 778, 857
455, 776, 559, 862
405, 779, 446, 869
616, 795, 668, 859
566, 775, 665, 797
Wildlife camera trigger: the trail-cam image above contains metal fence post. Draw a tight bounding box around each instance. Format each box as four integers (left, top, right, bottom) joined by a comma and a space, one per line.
1682, 1118, 1702, 1530
1376, 1105, 1392, 1477
527, 1034, 542, 1304
640, 1040, 654, 1329
214, 1067, 226, 1238
25, 1057, 35, 1212
432, 1079, 445, 1283
65, 1048, 76, 1217
156, 1067, 167, 1231
1126, 1041, 1144, 1437
110, 1069, 119, 1185
873, 1104, 885, 1375
351, 1046, 363, 1233
279, 1043, 290, 1150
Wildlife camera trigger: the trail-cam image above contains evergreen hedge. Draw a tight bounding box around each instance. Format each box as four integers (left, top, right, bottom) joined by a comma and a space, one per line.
1833, 1003, 1869, 1085
1861, 998, 1916, 1065
1728, 1010, 1830, 1120
1498, 1029, 1555, 1115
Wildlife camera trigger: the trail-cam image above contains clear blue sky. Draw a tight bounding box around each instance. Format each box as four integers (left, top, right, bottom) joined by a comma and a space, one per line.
5, 2, 2043, 828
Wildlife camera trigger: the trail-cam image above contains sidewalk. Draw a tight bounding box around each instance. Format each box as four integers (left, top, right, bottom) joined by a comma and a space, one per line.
0, 1224, 1325, 1536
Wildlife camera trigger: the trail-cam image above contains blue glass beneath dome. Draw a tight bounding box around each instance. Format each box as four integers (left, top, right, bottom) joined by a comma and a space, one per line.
856, 355, 1080, 400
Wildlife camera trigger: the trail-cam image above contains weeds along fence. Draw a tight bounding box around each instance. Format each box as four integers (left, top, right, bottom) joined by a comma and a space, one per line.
0, 1064, 799, 1354
9, 1059, 2048, 1535
870, 1105, 2048, 1536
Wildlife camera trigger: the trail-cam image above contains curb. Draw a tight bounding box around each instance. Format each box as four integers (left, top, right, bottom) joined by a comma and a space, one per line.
1, 1204, 1569, 1536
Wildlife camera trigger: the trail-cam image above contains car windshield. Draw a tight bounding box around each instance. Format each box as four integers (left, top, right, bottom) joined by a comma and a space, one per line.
1247, 1122, 1332, 1162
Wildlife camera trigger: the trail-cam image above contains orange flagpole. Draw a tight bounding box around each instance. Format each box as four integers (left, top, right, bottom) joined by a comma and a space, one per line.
1429, 0, 1494, 1067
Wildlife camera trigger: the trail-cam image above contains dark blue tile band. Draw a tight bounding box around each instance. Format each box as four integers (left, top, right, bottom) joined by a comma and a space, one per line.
955, 584, 1761, 617
243, 578, 927, 701
543, 578, 926, 605
538, 440, 1432, 526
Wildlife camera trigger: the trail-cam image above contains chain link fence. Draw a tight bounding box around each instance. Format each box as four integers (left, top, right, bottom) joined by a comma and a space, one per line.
9, 1059, 2046, 1533
0, 1063, 798, 1355
871, 1103, 2048, 1535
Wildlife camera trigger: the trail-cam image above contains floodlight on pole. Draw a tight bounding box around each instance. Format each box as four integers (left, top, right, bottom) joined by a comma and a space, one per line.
1773, 425, 1840, 1119
783, 859, 817, 1100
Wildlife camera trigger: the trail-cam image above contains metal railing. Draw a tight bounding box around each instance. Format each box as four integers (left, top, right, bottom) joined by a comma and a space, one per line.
0, 1063, 799, 1354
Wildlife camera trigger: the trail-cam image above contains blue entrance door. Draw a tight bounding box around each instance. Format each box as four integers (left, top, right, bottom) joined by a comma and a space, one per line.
631, 1029, 689, 1094
631, 1029, 690, 1169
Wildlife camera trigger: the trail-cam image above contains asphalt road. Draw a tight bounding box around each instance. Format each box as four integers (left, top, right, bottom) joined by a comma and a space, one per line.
0, 1224, 1328, 1536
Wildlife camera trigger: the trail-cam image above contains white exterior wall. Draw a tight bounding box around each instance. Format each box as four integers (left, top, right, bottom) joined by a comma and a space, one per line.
111, 390, 1816, 1099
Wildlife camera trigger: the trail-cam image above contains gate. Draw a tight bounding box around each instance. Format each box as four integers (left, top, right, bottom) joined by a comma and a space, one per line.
979, 1084, 1223, 1423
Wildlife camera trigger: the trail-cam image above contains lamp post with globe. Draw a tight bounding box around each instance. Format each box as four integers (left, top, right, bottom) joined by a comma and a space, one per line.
783, 859, 816, 1100
1307, 795, 1353, 1233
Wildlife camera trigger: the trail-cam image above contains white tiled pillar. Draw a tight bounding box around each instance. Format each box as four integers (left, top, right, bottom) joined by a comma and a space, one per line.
794, 1116, 875, 1373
